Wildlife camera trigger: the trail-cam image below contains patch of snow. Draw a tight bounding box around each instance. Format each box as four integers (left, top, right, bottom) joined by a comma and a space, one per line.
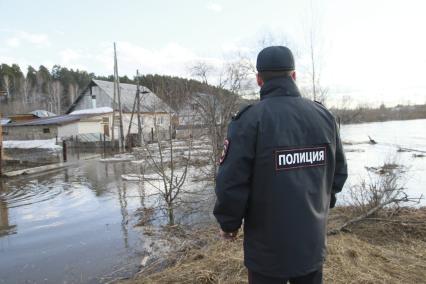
1, 118, 10, 125
70, 107, 113, 115
30, 110, 56, 117
141, 256, 149, 266
122, 174, 144, 181
99, 154, 134, 163
3, 139, 61, 150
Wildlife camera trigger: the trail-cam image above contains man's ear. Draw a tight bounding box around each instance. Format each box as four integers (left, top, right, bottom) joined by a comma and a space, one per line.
291, 71, 296, 81
256, 73, 264, 87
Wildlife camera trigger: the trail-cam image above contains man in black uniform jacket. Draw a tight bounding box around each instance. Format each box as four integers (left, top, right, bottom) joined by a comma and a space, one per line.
213, 46, 348, 284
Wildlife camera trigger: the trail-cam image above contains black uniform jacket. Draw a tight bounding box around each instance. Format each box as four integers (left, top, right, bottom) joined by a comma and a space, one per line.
214, 76, 348, 278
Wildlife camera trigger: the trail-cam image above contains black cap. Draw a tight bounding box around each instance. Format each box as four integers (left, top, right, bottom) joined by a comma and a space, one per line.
256, 46, 295, 72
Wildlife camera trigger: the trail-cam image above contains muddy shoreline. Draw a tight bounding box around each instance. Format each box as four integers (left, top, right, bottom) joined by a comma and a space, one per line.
121, 207, 426, 283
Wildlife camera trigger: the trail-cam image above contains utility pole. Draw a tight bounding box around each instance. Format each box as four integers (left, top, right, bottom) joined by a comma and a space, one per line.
126, 70, 138, 148
125, 70, 146, 148
136, 70, 143, 146
114, 43, 125, 151
0, 112, 3, 176
111, 69, 117, 150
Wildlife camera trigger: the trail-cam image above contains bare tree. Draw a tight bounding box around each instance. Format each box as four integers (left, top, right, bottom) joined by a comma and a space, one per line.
329, 159, 423, 234
48, 80, 62, 114
135, 78, 195, 226
219, 56, 256, 94
189, 58, 252, 181
140, 124, 193, 225
303, 0, 328, 104
189, 61, 214, 85
330, 95, 365, 124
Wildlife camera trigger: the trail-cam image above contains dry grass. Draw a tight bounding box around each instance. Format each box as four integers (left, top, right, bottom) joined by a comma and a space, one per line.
122, 208, 426, 284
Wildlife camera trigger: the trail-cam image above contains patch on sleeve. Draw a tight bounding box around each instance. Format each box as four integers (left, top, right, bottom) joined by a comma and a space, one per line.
275, 145, 327, 171
219, 139, 230, 165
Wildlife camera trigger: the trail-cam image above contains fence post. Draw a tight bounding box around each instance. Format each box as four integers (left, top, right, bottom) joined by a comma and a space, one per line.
0, 142, 2, 177
62, 140, 67, 162
103, 133, 106, 157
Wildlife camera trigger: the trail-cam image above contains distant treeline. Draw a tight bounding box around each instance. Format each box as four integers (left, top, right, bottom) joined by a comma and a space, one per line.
331, 104, 426, 124
1, 63, 425, 124
0, 64, 94, 115
0, 63, 236, 115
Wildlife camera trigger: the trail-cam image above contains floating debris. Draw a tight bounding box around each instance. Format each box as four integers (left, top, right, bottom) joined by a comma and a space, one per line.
345, 148, 365, 153
368, 135, 377, 145
365, 163, 403, 175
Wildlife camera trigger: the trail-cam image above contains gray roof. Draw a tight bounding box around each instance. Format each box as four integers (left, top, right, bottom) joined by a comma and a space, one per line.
5, 113, 107, 127
68, 79, 172, 113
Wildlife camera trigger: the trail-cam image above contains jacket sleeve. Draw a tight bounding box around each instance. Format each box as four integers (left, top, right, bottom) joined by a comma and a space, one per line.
332, 120, 348, 195
213, 115, 257, 233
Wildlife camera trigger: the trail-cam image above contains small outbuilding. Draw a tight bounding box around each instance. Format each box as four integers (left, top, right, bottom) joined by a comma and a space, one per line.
2, 111, 112, 141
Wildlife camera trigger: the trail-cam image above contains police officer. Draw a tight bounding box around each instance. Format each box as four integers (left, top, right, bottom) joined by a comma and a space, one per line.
213, 46, 348, 284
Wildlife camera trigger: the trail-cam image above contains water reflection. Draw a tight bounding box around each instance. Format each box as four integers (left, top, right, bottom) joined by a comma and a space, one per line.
0, 160, 146, 284
0, 196, 16, 237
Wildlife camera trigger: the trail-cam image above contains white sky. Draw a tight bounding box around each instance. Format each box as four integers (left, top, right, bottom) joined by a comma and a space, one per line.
1, 0, 425, 107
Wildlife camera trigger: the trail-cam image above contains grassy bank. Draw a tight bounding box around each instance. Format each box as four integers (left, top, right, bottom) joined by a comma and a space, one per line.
122, 207, 426, 284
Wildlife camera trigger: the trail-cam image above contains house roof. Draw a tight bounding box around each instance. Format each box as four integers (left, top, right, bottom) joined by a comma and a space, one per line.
5, 112, 109, 127
67, 79, 172, 114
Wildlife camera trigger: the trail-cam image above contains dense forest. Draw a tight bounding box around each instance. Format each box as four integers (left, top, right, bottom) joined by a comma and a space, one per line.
0, 63, 237, 115
0, 64, 95, 115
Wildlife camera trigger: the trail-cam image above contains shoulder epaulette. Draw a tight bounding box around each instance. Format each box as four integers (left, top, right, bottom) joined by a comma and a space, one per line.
232, 104, 252, 120
314, 100, 329, 110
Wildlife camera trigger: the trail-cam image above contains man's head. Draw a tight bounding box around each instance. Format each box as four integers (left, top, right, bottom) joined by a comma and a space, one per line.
256, 46, 296, 86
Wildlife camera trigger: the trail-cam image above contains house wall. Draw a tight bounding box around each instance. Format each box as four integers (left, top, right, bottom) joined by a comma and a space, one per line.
78, 120, 103, 134
3, 125, 58, 140
57, 115, 108, 138
57, 123, 78, 138
122, 112, 171, 138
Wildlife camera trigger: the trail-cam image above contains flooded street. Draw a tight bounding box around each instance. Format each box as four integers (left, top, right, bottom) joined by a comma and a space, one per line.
0, 119, 425, 283
0, 161, 149, 284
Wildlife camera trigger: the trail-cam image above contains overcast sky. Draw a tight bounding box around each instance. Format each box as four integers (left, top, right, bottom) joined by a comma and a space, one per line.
1, 0, 426, 107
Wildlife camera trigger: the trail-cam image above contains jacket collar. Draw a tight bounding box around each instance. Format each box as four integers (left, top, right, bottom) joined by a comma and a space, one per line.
260, 76, 301, 100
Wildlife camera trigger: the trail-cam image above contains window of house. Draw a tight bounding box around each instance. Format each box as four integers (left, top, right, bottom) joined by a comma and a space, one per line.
3, 131, 8, 136
156, 116, 163, 125
43, 128, 50, 133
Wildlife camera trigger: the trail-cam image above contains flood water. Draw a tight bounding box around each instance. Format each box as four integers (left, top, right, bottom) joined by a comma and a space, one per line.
340, 119, 426, 205
0, 161, 148, 284
0, 119, 425, 284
